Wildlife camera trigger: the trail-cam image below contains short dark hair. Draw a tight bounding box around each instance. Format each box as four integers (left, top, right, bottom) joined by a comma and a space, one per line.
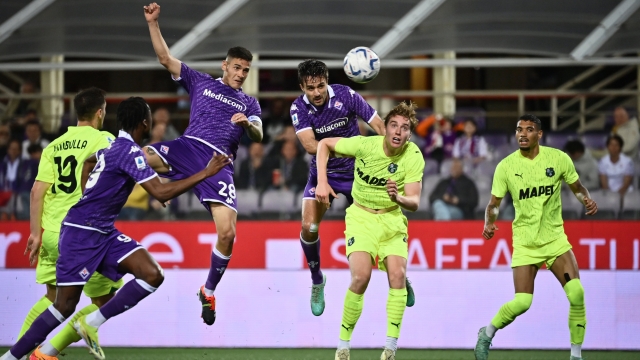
74, 87, 106, 121
117, 97, 150, 132
606, 134, 624, 149
25, 119, 41, 129
298, 59, 329, 85
518, 114, 542, 130
226, 47, 253, 62
564, 139, 585, 155
27, 143, 43, 154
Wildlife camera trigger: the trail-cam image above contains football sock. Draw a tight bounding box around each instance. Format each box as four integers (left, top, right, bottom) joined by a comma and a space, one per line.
564, 279, 586, 345
9, 306, 64, 358
17, 295, 52, 339
300, 235, 323, 285
490, 293, 533, 329
386, 336, 398, 352
205, 248, 231, 295
485, 323, 498, 338
96, 279, 157, 325
571, 344, 582, 358
337, 340, 350, 350
339, 290, 364, 341
0, 352, 19, 360
45, 304, 99, 355
386, 288, 407, 338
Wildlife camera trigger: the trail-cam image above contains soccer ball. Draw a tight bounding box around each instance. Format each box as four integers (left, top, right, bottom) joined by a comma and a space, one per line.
343, 46, 381, 84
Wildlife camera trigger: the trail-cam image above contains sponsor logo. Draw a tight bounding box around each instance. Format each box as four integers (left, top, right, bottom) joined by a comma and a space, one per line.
391, 321, 401, 329
160, 145, 169, 154
388, 163, 398, 174
519, 185, 554, 200
315, 117, 348, 134
360, 159, 366, 166
217, 266, 226, 274
403, 236, 408, 243
308, 261, 318, 268
292, 113, 299, 126
135, 156, 146, 170
342, 324, 351, 331
202, 89, 247, 112
546, 167, 555, 177
356, 167, 388, 187
129, 145, 141, 154
79, 267, 90, 279
308, 110, 313, 115
347, 237, 355, 246
515, 173, 523, 178
291, 104, 298, 111
334, 100, 343, 110
106, 137, 114, 143
349, 89, 355, 96
225, 197, 234, 204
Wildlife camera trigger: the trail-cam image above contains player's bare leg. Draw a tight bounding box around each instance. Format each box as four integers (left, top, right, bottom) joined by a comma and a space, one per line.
301, 198, 328, 316
381, 255, 408, 360
550, 250, 585, 360
198, 203, 237, 325
74, 249, 164, 360
475, 265, 537, 360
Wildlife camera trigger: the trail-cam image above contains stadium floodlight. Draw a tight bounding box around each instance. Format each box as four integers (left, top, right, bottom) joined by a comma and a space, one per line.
371, 0, 447, 59
570, 0, 640, 61
169, 0, 249, 59
0, 0, 56, 45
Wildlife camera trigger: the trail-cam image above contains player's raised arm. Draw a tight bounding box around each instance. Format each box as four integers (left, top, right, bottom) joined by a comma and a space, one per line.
141, 152, 230, 203
144, 2, 181, 78
367, 113, 386, 135
483, 195, 503, 240
568, 179, 598, 216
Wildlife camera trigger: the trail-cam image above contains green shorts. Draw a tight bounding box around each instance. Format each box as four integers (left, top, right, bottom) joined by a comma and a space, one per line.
37, 229, 123, 298
511, 236, 573, 270
344, 205, 408, 272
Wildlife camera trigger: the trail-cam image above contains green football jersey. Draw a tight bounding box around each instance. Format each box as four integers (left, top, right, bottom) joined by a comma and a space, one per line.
36, 126, 112, 232
335, 136, 424, 210
492, 146, 579, 246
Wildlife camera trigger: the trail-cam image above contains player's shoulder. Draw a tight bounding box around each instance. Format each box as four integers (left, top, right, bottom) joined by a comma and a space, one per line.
540, 146, 572, 163
404, 141, 422, 158
330, 84, 356, 97
291, 96, 306, 112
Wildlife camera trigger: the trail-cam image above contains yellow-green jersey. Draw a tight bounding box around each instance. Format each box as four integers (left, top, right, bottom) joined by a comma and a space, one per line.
335, 136, 425, 209
36, 126, 114, 232
492, 146, 579, 247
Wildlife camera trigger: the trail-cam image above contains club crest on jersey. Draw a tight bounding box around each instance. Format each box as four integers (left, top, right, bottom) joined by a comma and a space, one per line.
292, 113, 299, 126
347, 237, 355, 246
160, 145, 169, 154
388, 163, 398, 173
309, 187, 316, 195
546, 167, 555, 177
135, 156, 146, 170
334, 100, 343, 110
79, 267, 90, 279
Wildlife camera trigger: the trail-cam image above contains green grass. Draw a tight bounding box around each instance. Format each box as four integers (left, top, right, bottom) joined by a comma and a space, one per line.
2, 347, 639, 360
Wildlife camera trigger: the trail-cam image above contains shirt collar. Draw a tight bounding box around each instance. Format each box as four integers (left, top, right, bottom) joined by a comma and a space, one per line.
303, 85, 335, 105
118, 130, 134, 142
216, 77, 241, 92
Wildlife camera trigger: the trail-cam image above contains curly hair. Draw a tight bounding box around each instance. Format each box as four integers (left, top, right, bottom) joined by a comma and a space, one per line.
384, 101, 418, 131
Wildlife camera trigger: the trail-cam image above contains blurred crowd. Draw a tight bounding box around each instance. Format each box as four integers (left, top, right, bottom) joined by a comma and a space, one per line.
1, 85, 639, 221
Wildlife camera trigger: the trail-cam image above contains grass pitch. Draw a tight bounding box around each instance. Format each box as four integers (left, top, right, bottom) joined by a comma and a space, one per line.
2, 347, 638, 359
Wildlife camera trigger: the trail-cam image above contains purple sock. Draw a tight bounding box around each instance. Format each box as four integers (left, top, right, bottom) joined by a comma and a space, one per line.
300, 236, 323, 285
205, 249, 230, 292
10, 307, 63, 358
100, 279, 155, 320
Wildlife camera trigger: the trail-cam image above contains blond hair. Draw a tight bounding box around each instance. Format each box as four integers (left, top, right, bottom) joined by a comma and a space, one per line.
384, 101, 418, 131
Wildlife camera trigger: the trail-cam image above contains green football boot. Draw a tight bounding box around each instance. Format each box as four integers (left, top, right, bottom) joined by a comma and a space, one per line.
310, 274, 326, 316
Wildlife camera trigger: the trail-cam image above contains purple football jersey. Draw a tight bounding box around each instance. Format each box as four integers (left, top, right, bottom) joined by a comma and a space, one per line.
175, 62, 262, 159
290, 84, 376, 174
64, 132, 157, 232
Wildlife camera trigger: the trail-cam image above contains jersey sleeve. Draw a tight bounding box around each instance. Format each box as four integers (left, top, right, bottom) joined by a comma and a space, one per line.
346, 87, 376, 123
404, 146, 425, 183
173, 62, 205, 94
334, 136, 365, 158
246, 98, 262, 124
35, 148, 55, 184
561, 152, 579, 184
491, 160, 508, 198
99, 131, 115, 146
290, 101, 312, 134
119, 149, 158, 184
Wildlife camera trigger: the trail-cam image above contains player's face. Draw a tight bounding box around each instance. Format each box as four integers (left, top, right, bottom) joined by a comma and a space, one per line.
385, 115, 411, 149
515, 120, 542, 151
222, 57, 251, 90
607, 139, 622, 156
300, 77, 328, 107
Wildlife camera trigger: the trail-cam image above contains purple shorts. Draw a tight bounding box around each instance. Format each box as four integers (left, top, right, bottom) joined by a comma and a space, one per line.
56, 225, 142, 286
149, 136, 237, 212
303, 170, 354, 204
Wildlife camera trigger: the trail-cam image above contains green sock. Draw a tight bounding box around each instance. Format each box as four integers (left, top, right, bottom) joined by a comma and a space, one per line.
564, 279, 586, 344
18, 295, 52, 339
339, 290, 364, 341
490, 293, 533, 329
386, 288, 407, 338
49, 304, 99, 353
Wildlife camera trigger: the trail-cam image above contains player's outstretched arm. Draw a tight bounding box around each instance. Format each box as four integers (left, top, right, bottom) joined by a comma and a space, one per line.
144, 2, 181, 78
387, 180, 420, 212
568, 179, 598, 216
483, 195, 502, 240
315, 138, 344, 207
367, 114, 386, 135
141, 152, 230, 203
25, 180, 51, 265
297, 130, 319, 155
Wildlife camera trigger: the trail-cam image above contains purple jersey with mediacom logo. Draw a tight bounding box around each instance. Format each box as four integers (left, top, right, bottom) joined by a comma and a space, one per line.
175, 62, 261, 159
64, 134, 157, 232
290, 84, 376, 174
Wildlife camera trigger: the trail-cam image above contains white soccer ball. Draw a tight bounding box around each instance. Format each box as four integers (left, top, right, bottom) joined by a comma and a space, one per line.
343, 46, 381, 84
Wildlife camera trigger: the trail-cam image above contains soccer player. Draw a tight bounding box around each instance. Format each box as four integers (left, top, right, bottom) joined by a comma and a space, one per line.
17, 88, 121, 359
0, 97, 231, 360
143, 2, 263, 325
473, 114, 598, 360
291, 59, 390, 316
315, 102, 425, 360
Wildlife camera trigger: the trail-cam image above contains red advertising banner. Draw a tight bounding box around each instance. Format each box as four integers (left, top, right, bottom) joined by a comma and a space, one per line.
1, 221, 638, 270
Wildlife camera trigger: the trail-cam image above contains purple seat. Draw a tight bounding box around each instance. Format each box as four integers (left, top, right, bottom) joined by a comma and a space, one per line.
581, 132, 608, 150
545, 133, 578, 149
454, 107, 487, 130
482, 132, 510, 148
